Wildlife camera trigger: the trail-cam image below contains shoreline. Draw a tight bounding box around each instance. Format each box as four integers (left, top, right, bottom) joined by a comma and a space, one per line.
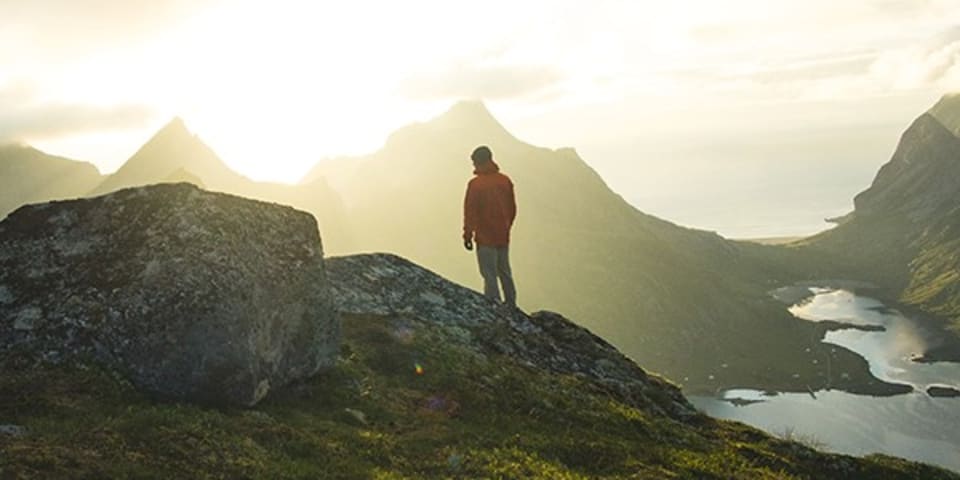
686, 282, 949, 399
775, 281, 960, 364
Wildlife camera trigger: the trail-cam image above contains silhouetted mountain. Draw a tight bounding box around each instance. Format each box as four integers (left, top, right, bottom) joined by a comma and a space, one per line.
88, 117, 247, 196
808, 94, 960, 357
303, 101, 885, 394
0, 144, 104, 219
853, 113, 960, 222
89, 118, 353, 253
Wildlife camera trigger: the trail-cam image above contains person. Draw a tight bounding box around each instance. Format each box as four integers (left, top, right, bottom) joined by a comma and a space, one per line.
462, 145, 517, 306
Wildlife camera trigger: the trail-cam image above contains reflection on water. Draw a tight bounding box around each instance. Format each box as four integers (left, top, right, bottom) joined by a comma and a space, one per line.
792, 289, 960, 390
692, 390, 960, 471
691, 287, 960, 473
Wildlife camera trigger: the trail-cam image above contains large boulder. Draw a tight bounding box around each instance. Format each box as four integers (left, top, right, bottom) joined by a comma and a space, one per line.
0, 183, 338, 406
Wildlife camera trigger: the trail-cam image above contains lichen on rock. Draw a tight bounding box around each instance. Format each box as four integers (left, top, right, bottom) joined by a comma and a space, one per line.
326, 253, 695, 419
0, 183, 339, 406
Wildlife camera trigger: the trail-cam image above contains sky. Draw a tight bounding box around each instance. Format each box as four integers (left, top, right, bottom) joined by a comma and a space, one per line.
3, 0, 960, 237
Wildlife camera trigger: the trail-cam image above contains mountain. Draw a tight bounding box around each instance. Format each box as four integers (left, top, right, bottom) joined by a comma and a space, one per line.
87, 118, 239, 196
806, 93, 960, 358
0, 144, 104, 219
1, 187, 954, 477
89, 118, 354, 253
301, 101, 890, 394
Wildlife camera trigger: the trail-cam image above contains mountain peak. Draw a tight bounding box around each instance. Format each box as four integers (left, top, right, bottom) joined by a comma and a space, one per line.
153, 116, 192, 141
431, 100, 513, 139
928, 92, 960, 137
444, 99, 493, 118
381, 99, 516, 152
87, 116, 241, 196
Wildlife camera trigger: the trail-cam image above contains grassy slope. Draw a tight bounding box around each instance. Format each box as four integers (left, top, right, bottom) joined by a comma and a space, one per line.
900, 207, 960, 336
1, 315, 954, 480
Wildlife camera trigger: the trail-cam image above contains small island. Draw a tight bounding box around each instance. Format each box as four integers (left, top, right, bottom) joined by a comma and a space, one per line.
927, 385, 960, 398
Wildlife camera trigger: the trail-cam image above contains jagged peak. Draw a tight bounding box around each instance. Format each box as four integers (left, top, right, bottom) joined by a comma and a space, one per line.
381, 99, 516, 151
85, 114, 236, 197
430, 99, 512, 137
129, 116, 216, 163
151, 116, 193, 141
928, 92, 960, 137
442, 99, 494, 119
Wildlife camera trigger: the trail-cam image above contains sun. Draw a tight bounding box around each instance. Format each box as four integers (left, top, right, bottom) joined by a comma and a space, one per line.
67, 1, 443, 184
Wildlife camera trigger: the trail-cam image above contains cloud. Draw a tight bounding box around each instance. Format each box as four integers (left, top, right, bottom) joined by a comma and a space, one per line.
0, 83, 153, 142
669, 52, 877, 85
398, 64, 565, 101
870, 26, 960, 90
0, 0, 215, 64
657, 23, 960, 105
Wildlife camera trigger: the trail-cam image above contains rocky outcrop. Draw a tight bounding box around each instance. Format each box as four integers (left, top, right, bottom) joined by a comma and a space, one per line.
0, 183, 338, 406
326, 253, 695, 420
853, 113, 960, 223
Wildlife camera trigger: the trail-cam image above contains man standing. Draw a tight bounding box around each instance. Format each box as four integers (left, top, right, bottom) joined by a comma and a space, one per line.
463, 145, 517, 306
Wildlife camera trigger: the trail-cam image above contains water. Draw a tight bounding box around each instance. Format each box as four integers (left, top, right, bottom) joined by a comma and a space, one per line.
690, 287, 960, 472
791, 289, 960, 390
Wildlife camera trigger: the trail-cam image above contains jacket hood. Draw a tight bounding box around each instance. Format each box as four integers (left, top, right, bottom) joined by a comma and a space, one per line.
474, 160, 500, 175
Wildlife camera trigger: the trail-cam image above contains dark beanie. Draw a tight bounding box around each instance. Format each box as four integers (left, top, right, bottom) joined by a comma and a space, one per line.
471, 145, 492, 163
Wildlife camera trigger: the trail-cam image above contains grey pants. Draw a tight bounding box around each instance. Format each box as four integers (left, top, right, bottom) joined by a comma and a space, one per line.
476, 245, 516, 306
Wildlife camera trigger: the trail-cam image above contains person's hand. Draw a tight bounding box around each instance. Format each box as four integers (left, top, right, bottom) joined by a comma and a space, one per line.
464, 239, 474, 251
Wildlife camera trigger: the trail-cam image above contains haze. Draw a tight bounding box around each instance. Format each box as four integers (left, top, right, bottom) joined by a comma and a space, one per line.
3, 0, 960, 237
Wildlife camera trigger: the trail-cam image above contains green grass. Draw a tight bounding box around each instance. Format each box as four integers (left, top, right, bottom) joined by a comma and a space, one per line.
1, 315, 956, 479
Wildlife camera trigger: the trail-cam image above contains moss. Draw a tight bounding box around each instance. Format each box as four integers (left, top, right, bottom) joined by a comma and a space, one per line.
1, 315, 956, 479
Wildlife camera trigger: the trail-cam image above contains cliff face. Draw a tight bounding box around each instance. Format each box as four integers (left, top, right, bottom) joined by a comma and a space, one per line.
810, 95, 960, 343
0, 183, 338, 406
853, 113, 960, 223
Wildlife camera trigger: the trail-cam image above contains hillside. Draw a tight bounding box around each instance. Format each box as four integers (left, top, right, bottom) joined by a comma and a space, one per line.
5, 296, 949, 478
0, 144, 103, 219
302, 101, 882, 394
805, 94, 960, 359
0, 186, 954, 478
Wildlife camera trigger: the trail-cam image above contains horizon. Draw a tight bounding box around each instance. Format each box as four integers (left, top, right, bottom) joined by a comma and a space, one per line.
3, 1, 960, 237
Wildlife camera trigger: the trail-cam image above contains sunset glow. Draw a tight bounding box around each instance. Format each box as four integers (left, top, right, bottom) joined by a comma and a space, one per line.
3, 1, 960, 235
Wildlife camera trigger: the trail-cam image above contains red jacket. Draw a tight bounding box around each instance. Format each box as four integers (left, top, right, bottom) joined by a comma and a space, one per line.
463, 161, 516, 247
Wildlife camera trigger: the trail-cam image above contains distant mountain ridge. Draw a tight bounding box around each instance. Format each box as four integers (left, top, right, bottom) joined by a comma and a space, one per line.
304, 100, 888, 394
86, 117, 354, 253
852, 113, 960, 223
807, 93, 960, 358
0, 144, 103, 219
87, 117, 244, 196
929, 92, 960, 137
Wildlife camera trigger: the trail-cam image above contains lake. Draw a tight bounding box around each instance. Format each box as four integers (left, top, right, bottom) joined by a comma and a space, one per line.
690, 287, 960, 472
